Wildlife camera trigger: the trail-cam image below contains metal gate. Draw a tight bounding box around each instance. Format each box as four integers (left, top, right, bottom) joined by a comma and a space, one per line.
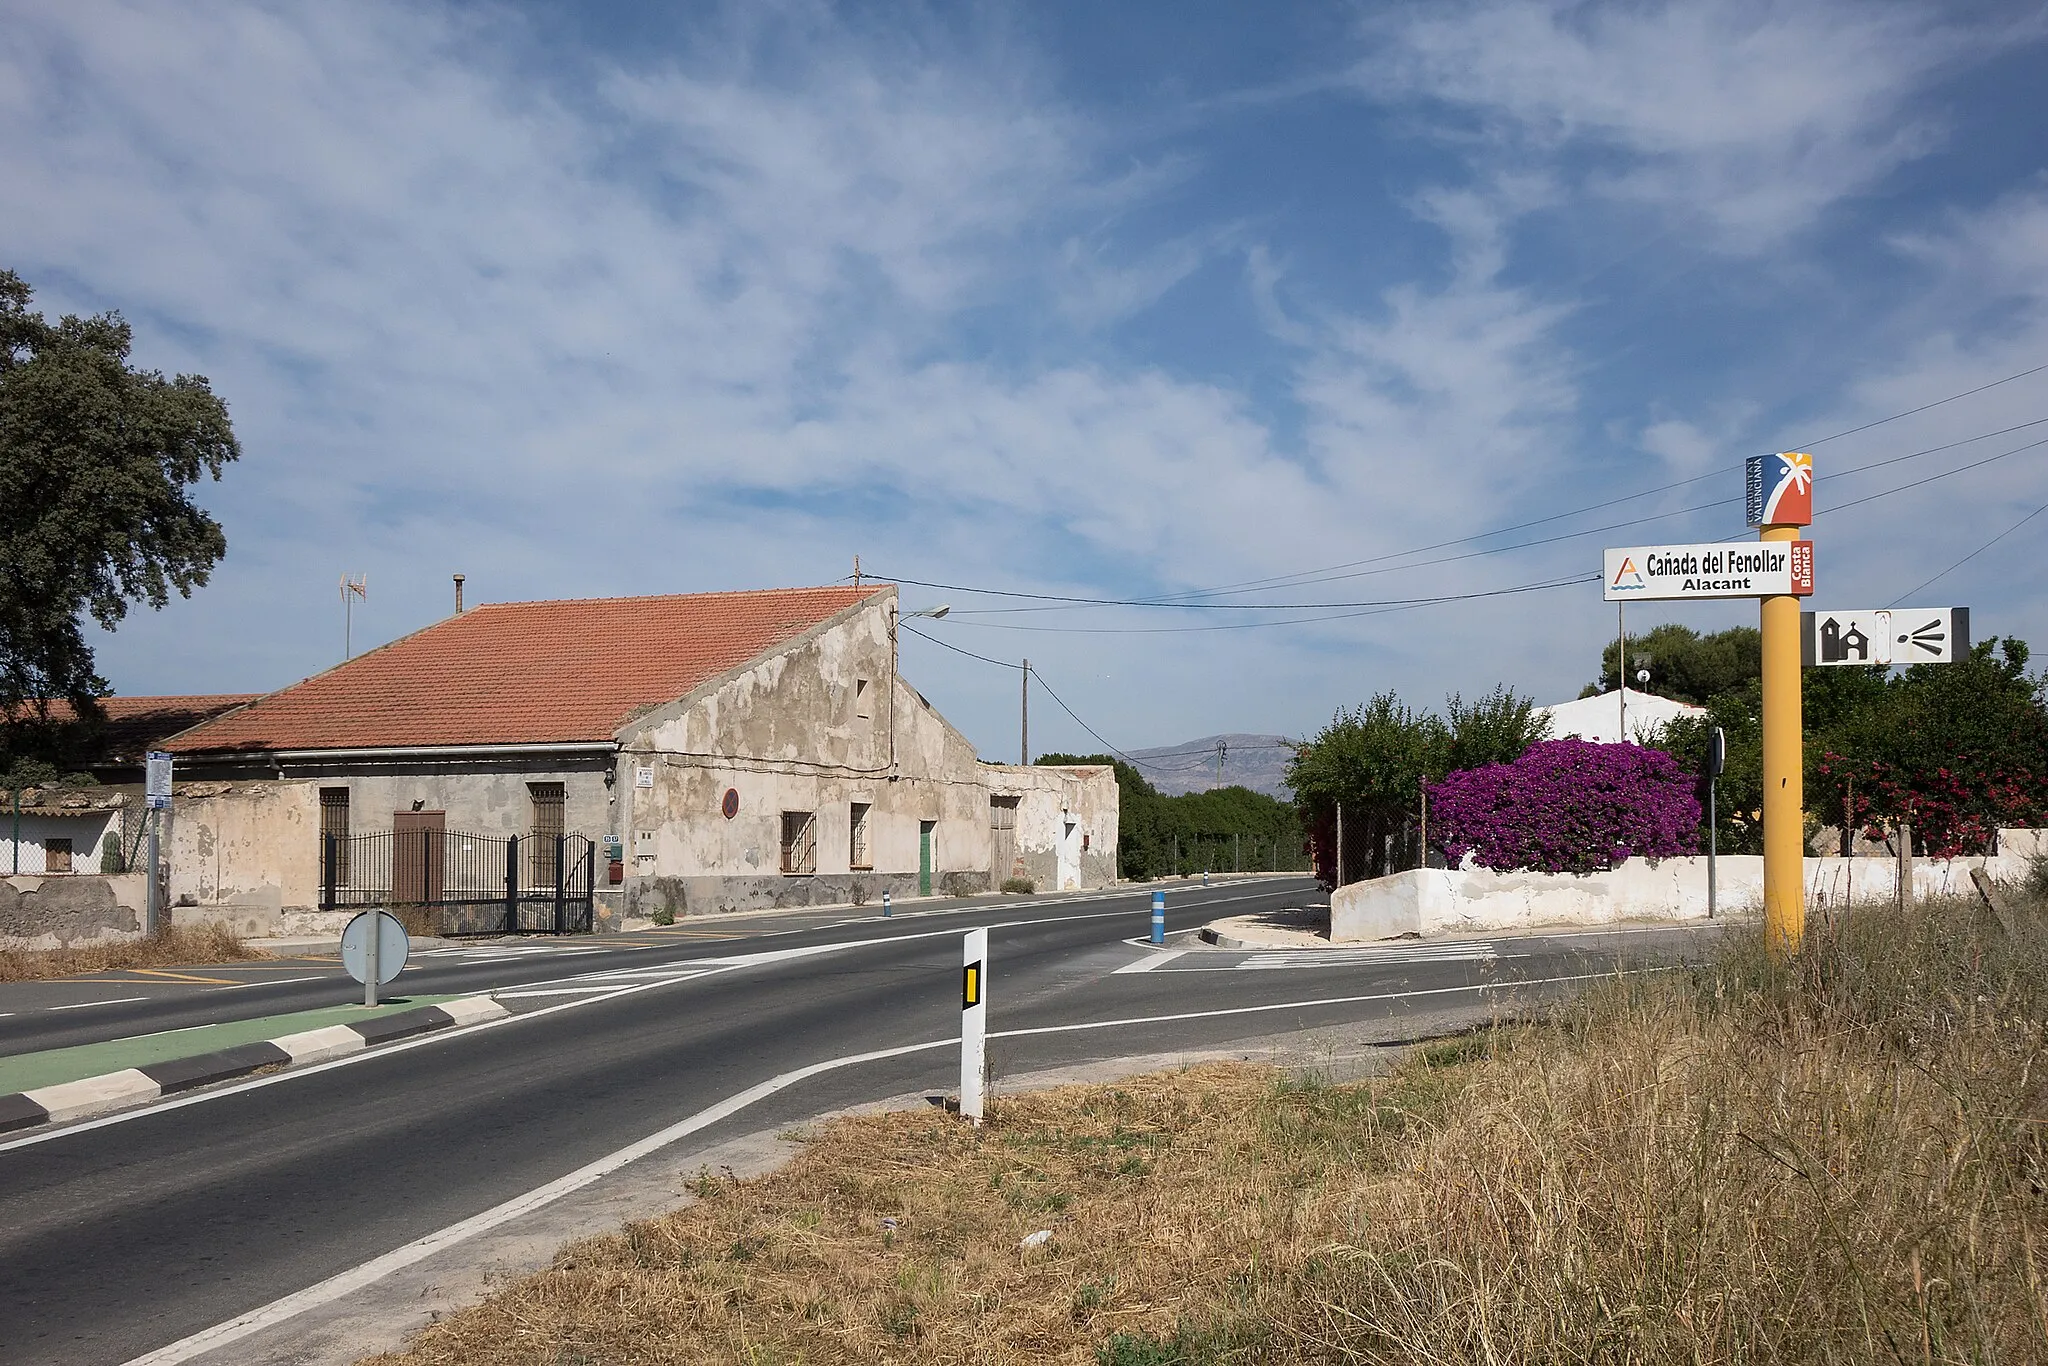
320, 829, 595, 935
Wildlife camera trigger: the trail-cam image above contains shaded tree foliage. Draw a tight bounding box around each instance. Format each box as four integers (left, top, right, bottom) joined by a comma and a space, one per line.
1586, 623, 1761, 704
0, 268, 238, 763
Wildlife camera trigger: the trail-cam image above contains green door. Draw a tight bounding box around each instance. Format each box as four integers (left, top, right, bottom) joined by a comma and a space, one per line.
919, 821, 935, 896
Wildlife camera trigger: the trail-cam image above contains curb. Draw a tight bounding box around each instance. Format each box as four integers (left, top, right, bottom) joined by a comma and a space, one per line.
0, 996, 510, 1135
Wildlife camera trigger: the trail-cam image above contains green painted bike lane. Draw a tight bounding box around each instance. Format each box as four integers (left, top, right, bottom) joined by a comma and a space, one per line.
0, 996, 462, 1096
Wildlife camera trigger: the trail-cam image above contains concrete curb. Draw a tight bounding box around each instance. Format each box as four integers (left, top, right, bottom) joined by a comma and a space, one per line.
0, 997, 512, 1135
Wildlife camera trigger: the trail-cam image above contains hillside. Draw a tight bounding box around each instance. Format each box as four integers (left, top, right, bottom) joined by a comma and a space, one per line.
1127, 733, 1295, 798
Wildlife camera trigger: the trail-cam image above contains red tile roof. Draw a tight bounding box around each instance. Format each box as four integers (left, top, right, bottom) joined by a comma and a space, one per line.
164, 587, 884, 754
4, 695, 262, 763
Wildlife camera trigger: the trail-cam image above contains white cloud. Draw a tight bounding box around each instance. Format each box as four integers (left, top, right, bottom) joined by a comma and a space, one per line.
1359, 0, 2023, 250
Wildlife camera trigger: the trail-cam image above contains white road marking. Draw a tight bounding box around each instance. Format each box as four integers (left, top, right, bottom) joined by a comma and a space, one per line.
1236, 943, 1497, 970
2, 885, 1306, 1149
47, 996, 151, 1010
491, 987, 635, 1000
213, 975, 327, 991
1111, 949, 1187, 974
123, 962, 1655, 1365
120, 1035, 957, 1366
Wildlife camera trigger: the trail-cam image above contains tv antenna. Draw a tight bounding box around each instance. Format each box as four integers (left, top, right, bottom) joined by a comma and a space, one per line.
341, 574, 367, 659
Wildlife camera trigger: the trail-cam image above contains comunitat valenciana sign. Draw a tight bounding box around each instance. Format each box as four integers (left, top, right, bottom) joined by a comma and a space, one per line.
1603, 540, 1815, 601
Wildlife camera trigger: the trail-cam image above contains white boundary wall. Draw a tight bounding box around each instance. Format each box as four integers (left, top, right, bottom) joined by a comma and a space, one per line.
1332, 830, 2044, 942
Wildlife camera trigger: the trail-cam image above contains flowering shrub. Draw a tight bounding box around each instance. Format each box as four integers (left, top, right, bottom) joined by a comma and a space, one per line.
1813, 754, 2045, 858
1426, 738, 1702, 875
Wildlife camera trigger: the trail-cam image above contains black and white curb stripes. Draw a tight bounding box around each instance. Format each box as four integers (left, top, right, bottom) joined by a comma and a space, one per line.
0, 997, 508, 1135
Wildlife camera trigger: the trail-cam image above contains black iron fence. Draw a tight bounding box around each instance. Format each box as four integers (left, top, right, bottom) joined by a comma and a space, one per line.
320, 829, 595, 935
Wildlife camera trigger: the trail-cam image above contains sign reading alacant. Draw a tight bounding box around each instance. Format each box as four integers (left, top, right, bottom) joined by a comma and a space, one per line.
1604, 540, 1815, 601
1746, 451, 1814, 527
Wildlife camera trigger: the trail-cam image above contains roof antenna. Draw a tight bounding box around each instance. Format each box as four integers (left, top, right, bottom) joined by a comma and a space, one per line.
453, 573, 466, 615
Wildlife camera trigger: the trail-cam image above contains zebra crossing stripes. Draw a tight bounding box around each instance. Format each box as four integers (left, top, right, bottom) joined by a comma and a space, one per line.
1233, 942, 1496, 970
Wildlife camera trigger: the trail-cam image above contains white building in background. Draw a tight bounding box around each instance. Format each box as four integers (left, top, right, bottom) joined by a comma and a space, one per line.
1536, 688, 1707, 746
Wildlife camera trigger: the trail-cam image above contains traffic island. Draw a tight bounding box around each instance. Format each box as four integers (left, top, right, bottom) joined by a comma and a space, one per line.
0, 995, 508, 1133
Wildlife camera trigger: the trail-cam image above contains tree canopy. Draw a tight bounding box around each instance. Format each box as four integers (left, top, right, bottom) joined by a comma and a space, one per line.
1585, 623, 1761, 704
1287, 685, 1549, 880
0, 268, 238, 733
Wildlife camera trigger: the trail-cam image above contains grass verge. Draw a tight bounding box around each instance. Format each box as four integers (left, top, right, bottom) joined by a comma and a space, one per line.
369, 893, 2048, 1364
0, 923, 260, 982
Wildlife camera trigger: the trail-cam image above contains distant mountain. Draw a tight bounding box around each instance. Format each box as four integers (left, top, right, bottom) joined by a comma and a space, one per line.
1128, 733, 1296, 799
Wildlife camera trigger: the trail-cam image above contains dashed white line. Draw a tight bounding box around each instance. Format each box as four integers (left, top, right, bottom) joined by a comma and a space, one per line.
1111, 949, 1187, 974
47, 996, 151, 1011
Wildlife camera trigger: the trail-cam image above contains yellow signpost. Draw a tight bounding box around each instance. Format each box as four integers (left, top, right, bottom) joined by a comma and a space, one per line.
1611, 452, 1815, 956
1749, 452, 1814, 956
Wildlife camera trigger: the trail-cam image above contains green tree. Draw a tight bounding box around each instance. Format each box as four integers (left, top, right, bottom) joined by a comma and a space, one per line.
1444, 683, 1552, 772
1587, 623, 1761, 704
0, 268, 238, 736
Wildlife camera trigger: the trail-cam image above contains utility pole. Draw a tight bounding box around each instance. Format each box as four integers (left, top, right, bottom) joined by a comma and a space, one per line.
1335, 803, 1345, 890
1617, 601, 1627, 741
852, 553, 861, 589
1214, 738, 1227, 790
1020, 659, 1029, 766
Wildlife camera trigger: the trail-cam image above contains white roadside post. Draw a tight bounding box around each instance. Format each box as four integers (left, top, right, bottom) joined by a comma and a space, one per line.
143, 750, 173, 936
961, 927, 987, 1125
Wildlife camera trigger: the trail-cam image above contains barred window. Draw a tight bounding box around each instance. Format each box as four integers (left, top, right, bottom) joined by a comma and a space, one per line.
781, 810, 817, 875
849, 802, 872, 870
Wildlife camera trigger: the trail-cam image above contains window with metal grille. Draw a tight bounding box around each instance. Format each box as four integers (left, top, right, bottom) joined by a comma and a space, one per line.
319, 788, 351, 885
849, 802, 872, 870
529, 782, 566, 886
781, 810, 817, 875
44, 837, 72, 874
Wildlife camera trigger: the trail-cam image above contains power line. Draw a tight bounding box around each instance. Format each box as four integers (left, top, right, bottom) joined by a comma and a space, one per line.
1887, 495, 2048, 607
872, 423, 2048, 630
1074, 363, 2048, 605
931, 574, 1601, 634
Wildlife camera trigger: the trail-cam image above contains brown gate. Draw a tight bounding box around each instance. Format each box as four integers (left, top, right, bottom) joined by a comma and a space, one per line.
392, 810, 446, 904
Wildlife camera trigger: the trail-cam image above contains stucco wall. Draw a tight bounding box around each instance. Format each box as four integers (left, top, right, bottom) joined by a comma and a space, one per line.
279, 758, 612, 844
1332, 847, 2041, 942
1, 873, 147, 949
616, 600, 1120, 916
166, 781, 323, 936
985, 764, 1119, 892
0, 810, 121, 876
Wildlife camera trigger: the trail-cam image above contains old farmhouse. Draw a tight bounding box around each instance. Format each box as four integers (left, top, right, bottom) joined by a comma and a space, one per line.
158, 585, 1117, 936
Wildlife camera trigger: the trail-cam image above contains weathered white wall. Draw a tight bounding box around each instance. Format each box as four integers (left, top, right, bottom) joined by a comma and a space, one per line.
1333, 846, 2042, 942
166, 781, 323, 936
0, 811, 120, 875
616, 597, 1119, 916
0, 873, 148, 949
302, 762, 611, 844
985, 764, 1119, 891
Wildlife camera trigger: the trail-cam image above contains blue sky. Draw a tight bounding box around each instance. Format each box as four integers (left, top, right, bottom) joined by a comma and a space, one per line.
4, 1, 2046, 762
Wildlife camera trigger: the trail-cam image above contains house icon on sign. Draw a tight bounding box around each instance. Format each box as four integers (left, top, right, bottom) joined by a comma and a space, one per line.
1819, 617, 1869, 663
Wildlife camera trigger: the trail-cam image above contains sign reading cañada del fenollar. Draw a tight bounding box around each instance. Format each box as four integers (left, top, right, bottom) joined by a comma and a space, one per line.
1603, 540, 1815, 602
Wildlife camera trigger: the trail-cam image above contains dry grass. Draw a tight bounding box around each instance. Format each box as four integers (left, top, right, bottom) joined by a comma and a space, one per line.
370, 894, 2048, 1365
0, 922, 260, 981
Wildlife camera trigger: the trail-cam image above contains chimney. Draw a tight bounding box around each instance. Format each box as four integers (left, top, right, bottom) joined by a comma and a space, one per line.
452, 573, 466, 614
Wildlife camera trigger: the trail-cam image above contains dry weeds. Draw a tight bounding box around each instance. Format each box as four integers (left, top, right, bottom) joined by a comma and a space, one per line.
0, 922, 260, 981
370, 894, 2048, 1365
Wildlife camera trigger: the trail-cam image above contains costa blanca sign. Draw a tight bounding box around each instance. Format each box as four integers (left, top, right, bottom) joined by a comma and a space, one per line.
1604, 540, 1815, 601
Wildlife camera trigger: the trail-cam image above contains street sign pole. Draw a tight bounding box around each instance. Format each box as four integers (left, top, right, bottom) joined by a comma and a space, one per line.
1705, 727, 1725, 920
1750, 452, 1814, 957
1761, 526, 1805, 954
144, 750, 173, 937
961, 927, 987, 1125
365, 908, 381, 1008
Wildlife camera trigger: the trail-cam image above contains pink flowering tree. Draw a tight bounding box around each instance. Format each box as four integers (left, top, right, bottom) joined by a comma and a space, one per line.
1425, 738, 1701, 876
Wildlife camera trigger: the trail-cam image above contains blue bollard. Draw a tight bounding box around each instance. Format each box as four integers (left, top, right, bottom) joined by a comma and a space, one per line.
1203, 869, 1210, 888
883, 890, 892, 918
1150, 890, 1165, 945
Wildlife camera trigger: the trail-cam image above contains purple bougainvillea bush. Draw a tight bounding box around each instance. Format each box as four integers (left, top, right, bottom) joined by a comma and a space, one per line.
1425, 738, 1702, 876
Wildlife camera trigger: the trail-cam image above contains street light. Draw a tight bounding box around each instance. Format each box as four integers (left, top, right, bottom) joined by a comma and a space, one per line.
887, 605, 951, 772
905, 605, 951, 619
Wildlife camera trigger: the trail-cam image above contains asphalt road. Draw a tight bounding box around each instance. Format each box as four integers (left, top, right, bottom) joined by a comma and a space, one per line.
0, 878, 1720, 1365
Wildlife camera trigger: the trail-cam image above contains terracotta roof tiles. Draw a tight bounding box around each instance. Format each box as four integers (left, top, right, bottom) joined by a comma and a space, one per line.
164, 586, 882, 754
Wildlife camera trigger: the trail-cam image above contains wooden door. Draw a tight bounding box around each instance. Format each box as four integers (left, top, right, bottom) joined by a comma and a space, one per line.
393, 810, 446, 904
